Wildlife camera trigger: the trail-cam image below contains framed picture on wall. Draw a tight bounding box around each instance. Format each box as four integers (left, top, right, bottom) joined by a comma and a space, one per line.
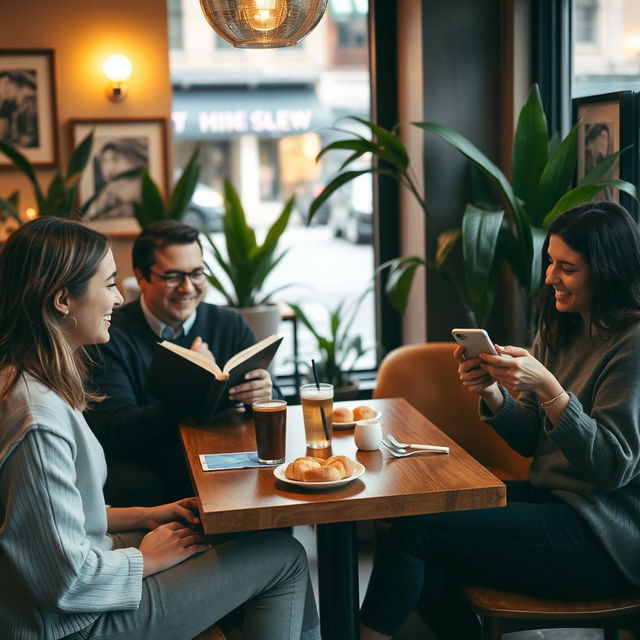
71, 118, 168, 233
0, 49, 59, 167
572, 91, 639, 219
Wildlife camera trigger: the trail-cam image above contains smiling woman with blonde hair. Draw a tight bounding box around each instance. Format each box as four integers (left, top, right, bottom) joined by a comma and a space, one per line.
0, 217, 319, 640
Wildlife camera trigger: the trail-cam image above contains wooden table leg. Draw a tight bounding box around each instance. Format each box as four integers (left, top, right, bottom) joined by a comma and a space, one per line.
316, 521, 359, 640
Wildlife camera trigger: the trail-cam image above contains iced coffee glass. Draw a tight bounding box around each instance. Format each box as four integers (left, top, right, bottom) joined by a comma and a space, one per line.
300, 383, 333, 448
252, 399, 287, 464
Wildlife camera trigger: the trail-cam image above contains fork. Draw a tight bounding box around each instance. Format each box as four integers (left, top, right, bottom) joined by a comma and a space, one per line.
381, 440, 443, 457
383, 434, 449, 455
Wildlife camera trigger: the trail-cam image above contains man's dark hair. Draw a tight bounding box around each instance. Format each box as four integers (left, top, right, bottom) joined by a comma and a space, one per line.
539, 201, 640, 348
132, 220, 202, 279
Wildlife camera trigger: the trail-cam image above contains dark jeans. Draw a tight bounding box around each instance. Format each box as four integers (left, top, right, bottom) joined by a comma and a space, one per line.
360, 482, 631, 639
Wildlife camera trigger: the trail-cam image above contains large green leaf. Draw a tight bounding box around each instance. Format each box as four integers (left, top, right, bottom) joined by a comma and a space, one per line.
532, 122, 579, 225
223, 178, 256, 267
66, 131, 94, 178
43, 172, 68, 217
308, 169, 373, 224
511, 84, 548, 207
579, 148, 625, 185
382, 256, 426, 314
288, 303, 324, 343
461, 206, 504, 324
543, 179, 639, 226
414, 122, 519, 219
0, 194, 21, 223
168, 148, 200, 220
347, 116, 409, 169
140, 171, 166, 224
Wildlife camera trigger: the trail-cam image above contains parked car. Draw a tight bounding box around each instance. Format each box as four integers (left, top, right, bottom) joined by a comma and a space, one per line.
182, 181, 225, 232
328, 172, 373, 244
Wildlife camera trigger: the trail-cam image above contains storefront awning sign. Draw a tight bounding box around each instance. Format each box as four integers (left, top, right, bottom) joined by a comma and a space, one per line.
172, 88, 334, 139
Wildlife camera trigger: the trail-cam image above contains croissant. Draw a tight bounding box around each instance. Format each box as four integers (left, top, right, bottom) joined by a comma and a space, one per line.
333, 407, 354, 423
284, 455, 357, 482
303, 465, 342, 482
353, 405, 376, 421
285, 457, 322, 481
325, 455, 356, 478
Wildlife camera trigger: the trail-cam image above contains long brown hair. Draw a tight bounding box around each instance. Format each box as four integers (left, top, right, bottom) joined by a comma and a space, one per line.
0, 217, 109, 409
539, 201, 640, 348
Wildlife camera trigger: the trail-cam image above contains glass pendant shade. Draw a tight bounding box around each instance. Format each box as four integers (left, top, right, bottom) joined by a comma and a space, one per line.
199, 0, 328, 48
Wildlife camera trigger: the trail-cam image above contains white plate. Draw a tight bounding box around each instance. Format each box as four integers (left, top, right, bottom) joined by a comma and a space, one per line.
274, 460, 365, 489
333, 411, 382, 430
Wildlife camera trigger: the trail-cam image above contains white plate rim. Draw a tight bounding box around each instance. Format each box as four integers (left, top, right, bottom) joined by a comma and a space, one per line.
273, 460, 365, 489
333, 411, 382, 429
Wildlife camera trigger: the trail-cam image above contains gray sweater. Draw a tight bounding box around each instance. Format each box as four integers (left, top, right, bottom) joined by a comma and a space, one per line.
481, 321, 640, 587
0, 374, 143, 640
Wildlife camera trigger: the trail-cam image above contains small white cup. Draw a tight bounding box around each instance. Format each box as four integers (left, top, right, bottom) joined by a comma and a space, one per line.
354, 419, 382, 451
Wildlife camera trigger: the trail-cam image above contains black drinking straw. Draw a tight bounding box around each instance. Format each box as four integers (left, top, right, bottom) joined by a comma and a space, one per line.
311, 359, 331, 442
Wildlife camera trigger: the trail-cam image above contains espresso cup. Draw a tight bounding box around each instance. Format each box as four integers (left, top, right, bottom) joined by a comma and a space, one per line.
252, 399, 287, 464
354, 418, 382, 451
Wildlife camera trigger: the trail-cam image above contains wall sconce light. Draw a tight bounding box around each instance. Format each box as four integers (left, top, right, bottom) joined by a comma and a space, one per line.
199, 0, 328, 48
103, 54, 132, 102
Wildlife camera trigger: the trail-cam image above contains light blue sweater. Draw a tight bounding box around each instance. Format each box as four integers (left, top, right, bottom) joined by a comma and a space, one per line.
481, 322, 640, 587
0, 374, 143, 640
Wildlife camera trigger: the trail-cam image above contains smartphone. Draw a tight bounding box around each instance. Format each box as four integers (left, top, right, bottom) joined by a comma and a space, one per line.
451, 328, 499, 359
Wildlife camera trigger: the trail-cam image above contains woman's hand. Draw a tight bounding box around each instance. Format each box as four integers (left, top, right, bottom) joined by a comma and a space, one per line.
454, 345, 500, 398
141, 497, 201, 531
478, 345, 563, 401
139, 522, 211, 577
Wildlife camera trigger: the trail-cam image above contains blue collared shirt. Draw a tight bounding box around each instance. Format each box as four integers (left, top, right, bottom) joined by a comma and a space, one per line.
140, 295, 197, 340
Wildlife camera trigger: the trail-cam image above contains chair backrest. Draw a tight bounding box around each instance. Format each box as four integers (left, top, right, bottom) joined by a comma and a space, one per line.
373, 342, 530, 481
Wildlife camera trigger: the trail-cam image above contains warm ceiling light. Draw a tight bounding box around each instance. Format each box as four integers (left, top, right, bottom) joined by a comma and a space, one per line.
199, 0, 328, 48
103, 54, 132, 102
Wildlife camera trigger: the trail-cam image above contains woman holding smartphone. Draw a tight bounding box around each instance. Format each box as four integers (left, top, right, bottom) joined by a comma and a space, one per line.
0, 218, 319, 640
360, 202, 640, 640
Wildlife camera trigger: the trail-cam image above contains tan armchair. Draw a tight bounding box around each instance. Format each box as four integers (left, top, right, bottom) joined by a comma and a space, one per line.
373, 342, 530, 481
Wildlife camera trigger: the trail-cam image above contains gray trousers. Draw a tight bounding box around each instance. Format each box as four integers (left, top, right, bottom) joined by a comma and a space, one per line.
67, 530, 320, 640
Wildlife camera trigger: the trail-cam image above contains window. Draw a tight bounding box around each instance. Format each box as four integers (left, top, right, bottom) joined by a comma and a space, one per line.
168, 4, 375, 385
168, 0, 184, 52
572, 0, 640, 97
574, 0, 598, 44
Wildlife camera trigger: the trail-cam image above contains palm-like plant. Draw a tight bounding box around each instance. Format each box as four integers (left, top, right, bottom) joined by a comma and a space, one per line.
289, 295, 368, 388
132, 149, 200, 228
203, 178, 295, 307
309, 85, 637, 330
0, 133, 97, 218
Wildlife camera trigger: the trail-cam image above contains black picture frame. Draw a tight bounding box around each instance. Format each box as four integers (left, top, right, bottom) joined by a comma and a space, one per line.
70, 118, 168, 234
0, 48, 59, 167
572, 91, 639, 220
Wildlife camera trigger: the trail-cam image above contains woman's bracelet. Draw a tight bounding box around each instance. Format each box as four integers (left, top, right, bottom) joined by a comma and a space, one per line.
539, 390, 566, 409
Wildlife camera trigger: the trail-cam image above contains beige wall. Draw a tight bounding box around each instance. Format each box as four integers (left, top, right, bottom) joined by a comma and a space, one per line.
397, 0, 427, 344
0, 0, 172, 276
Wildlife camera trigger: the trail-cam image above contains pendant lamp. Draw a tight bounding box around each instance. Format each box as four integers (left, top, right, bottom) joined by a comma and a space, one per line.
199, 0, 328, 48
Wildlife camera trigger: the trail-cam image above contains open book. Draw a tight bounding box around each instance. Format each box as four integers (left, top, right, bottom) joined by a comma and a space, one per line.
145, 334, 283, 424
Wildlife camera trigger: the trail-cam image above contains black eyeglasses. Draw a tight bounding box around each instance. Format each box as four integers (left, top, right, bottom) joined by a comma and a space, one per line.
148, 268, 206, 288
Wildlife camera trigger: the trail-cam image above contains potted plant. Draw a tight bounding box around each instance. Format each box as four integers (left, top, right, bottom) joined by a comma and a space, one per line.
309, 85, 638, 334
131, 148, 200, 228
288, 292, 370, 399
202, 178, 295, 340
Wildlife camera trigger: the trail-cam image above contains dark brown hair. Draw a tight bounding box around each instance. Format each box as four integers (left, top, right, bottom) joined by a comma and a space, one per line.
539, 201, 640, 348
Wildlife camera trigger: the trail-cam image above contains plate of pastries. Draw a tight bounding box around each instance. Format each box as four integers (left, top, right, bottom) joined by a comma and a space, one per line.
274, 455, 365, 489
332, 404, 381, 429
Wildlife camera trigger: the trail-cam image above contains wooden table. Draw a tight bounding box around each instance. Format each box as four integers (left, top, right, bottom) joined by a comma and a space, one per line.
180, 397, 505, 640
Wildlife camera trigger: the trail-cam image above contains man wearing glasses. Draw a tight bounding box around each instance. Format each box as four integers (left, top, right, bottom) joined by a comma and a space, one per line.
86, 220, 275, 507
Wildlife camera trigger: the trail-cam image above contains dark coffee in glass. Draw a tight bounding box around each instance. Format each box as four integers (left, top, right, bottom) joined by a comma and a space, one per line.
252, 399, 287, 464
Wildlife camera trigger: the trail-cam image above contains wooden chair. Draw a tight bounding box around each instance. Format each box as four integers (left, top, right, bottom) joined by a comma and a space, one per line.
193, 624, 226, 640
373, 342, 640, 639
